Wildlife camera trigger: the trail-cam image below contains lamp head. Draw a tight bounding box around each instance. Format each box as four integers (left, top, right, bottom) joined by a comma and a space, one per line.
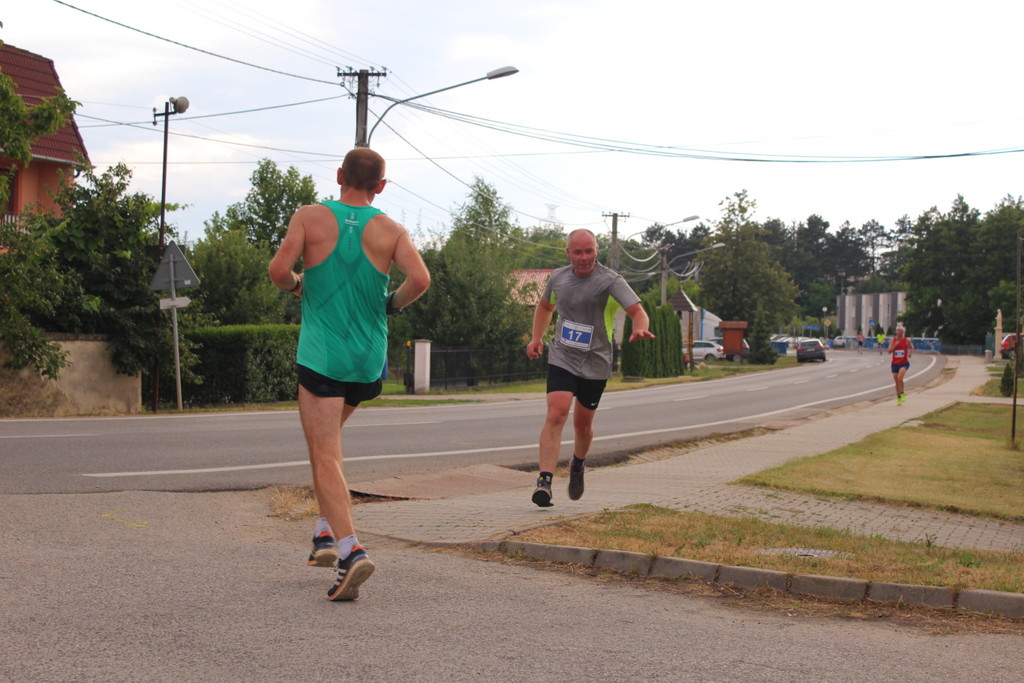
486, 66, 519, 80
170, 96, 190, 114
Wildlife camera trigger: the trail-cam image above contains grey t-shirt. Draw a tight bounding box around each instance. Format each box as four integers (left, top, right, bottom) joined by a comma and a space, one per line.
542, 262, 641, 379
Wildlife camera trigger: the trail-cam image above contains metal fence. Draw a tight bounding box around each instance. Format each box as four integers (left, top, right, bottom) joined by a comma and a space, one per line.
425, 347, 548, 390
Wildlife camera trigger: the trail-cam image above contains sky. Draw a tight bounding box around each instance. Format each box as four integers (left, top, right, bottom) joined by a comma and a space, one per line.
5, 0, 1024, 248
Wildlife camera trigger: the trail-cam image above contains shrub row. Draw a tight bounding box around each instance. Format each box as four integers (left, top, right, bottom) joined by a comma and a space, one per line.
181, 324, 300, 405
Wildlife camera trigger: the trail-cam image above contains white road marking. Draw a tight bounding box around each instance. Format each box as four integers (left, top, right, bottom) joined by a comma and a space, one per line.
79, 356, 938, 479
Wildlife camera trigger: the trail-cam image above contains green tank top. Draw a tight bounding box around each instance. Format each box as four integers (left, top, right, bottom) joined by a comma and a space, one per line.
296, 201, 388, 382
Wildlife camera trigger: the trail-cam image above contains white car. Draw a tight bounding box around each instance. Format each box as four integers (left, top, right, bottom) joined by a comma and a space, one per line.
686, 340, 725, 361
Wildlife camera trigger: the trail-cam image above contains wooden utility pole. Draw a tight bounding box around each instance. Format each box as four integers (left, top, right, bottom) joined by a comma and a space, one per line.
603, 212, 629, 270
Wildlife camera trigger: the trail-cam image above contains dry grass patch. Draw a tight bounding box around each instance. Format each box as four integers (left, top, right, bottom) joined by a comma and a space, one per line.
266, 485, 402, 521
514, 504, 1024, 593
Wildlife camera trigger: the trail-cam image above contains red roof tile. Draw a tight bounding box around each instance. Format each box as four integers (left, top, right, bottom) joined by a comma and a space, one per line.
512, 269, 553, 305
0, 43, 88, 165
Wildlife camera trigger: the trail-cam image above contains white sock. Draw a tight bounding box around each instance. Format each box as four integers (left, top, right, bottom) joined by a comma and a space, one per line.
337, 534, 358, 559
313, 517, 333, 537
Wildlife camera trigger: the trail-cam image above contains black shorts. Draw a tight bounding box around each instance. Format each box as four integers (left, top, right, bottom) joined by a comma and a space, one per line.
297, 364, 382, 407
546, 364, 607, 410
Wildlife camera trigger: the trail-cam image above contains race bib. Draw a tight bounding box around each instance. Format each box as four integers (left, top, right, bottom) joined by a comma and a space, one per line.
894, 349, 906, 359
559, 320, 594, 350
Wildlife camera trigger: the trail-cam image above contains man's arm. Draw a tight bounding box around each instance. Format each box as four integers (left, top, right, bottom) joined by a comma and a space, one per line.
624, 302, 655, 342
268, 209, 307, 295
388, 229, 431, 310
526, 299, 556, 359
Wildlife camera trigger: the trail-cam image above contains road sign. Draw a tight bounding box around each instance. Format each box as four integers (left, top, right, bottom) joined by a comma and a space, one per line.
150, 241, 200, 291
159, 296, 192, 310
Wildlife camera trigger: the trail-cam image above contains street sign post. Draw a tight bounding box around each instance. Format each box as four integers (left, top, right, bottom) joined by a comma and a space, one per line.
150, 242, 200, 411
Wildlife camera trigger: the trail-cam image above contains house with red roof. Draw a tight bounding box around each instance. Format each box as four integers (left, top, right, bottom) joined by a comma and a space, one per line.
0, 43, 88, 222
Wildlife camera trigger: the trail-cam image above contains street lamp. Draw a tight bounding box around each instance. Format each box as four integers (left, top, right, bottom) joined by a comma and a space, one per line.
152, 96, 190, 254
358, 66, 519, 147
822, 306, 828, 341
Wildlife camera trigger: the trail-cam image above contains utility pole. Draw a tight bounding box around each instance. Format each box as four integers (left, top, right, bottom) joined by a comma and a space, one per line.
338, 67, 387, 148
660, 247, 668, 306
603, 212, 629, 270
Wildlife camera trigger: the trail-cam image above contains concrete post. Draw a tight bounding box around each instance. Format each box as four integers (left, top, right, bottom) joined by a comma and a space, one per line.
413, 339, 431, 394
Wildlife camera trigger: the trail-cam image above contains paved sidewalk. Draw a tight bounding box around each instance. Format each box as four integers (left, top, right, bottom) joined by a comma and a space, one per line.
354, 355, 1024, 553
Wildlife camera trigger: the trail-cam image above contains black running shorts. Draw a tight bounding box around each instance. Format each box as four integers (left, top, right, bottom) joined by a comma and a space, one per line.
546, 363, 607, 410
297, 364, 383, 407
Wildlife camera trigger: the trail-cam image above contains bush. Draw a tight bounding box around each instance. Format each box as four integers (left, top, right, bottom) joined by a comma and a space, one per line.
620, 302, 683, 378
182, 325, 300, 404
1000, 361, 1018, 397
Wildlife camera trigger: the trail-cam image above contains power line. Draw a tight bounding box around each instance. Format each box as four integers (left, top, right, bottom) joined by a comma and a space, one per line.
76, 95, 347, 128
51, 0, 341, 85
396, 101, 1024, 164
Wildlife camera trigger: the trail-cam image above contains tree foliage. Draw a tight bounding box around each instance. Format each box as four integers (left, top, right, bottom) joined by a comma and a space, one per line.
903, 195, 1023, 342
699, 191, 799, 329
746, 306, 778, 365
0, 58, 78, 377
27, 163, 167, 375
0, 59, 78, 205
189, 225, 284, 325
620, 298, 682, 378
389, 178, 530, 355
205, 159, 318, 250
0, 221, 70, 378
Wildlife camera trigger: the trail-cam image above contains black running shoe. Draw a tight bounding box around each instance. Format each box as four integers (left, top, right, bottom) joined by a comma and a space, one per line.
532, 478, 553, 507
306, 532, 339, 567
568, 462, 585, 501
327, 547, 375, 601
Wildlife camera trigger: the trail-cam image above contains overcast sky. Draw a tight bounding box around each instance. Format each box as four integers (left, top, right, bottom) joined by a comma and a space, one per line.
5, 0, 1024, 246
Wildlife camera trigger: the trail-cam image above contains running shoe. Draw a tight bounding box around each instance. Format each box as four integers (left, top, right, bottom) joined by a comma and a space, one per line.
531, 477, 554, 507
568, 462, 585, 501
306, 532, 339, 567
327, 547, 375, 601
899, 392, 907, 405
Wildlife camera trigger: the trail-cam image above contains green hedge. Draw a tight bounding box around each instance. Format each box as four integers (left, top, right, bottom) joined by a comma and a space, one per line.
184, 325, 300, 404
620, 303, 683, 378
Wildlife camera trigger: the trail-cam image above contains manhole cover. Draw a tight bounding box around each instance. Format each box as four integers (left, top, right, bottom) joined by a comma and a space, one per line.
759, 548, 852, 558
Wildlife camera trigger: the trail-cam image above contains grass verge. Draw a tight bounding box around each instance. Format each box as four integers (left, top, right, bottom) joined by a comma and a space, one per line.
513, 401, 1024, 603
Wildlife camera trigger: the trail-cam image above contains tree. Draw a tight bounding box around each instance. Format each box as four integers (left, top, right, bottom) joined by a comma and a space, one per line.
389, 178, 530, 354
28, 163, 167, 375
903, 197, 982, 341
206, 159, 318, 249
189, 226, 283, 325
0, 52, 78, 377
699, 191, 798, 329
746, 306, 777, 365
0, 221, 70, 378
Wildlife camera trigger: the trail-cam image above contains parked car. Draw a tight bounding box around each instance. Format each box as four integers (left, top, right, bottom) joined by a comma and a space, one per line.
685, 340, 725, 361
711, 337, 749, 361
796, 337, 827, 362
1001, 333, 1020, 359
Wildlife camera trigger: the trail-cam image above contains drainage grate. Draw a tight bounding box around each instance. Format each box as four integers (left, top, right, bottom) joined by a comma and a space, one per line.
759, 547, 852, 559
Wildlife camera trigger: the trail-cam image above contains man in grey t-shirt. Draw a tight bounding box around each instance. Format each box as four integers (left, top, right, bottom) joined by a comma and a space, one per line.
525, 229, 654, 507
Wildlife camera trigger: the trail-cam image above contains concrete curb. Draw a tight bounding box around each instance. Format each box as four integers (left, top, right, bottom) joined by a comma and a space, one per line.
486, 541, 1024, 620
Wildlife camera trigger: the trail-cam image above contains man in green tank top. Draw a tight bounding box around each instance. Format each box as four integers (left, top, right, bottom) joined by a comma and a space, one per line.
269, 148, 430, 601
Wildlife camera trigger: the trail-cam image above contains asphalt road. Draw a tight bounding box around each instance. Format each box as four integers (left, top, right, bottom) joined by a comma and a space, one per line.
0, 350, 944, 494
2, 488, 1020, 682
